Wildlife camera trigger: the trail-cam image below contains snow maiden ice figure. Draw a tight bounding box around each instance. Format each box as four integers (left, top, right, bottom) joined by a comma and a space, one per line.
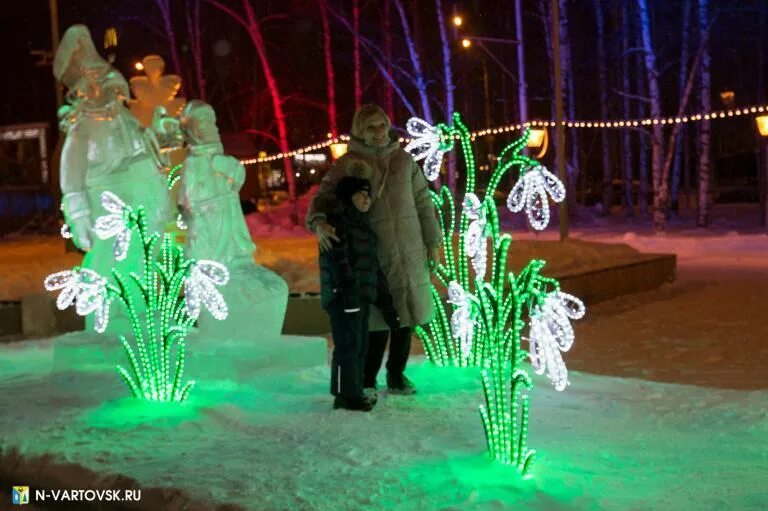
178, 100, 289, 340
53, 25, 171, 329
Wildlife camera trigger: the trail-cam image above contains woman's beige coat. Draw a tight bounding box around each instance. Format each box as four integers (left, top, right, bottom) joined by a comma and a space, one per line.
307, 136, 441, 331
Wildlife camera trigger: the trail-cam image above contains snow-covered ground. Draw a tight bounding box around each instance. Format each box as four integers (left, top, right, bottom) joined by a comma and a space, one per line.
2, 333, 767, 510
1, 203, 767, 510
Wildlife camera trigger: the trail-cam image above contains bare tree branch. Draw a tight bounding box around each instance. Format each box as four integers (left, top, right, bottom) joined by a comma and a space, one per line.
327, 3, 418, 116
611, 88, 652, 104
243, 128, 280, 146
204, 0, 249, 32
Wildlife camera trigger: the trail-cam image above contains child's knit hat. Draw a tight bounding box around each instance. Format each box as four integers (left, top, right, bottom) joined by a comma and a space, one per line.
336, 176, 372, 207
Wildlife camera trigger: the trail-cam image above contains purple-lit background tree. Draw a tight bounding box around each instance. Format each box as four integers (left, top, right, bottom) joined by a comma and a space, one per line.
8, 0, 768, 229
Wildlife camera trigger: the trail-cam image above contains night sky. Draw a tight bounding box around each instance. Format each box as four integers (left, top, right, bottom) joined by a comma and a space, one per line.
1, 0, 767, 195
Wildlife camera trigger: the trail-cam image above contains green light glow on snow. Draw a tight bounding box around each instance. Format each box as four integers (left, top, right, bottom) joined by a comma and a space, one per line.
410, 112, 583, 475
46, 191, 230, 403
106, 206, 197, 402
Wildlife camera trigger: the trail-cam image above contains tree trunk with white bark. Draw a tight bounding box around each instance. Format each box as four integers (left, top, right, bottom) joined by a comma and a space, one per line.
319, 0, 338, 137
671, 0, 692, 215
208, 0, 298, 223
637, 0, 662, 223
435, 0, 456, 191
392, 0, 433, 123
594, 0, 611, 215
696, 0, 711, 227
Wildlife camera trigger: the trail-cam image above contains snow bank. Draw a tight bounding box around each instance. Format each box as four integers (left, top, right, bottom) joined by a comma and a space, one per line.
1, 332, 767, 510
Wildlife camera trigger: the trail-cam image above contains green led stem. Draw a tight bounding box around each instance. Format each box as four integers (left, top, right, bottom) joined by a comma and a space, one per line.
95, 205, 198, 402
418, 113, 575, 476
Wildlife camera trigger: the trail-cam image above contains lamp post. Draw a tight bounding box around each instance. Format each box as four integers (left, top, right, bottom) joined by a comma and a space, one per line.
456, 9, 567, 239
757, 116, 768, 232
552, 0, 568, 240
49, 0, 62, 107
460, 37, 518, 82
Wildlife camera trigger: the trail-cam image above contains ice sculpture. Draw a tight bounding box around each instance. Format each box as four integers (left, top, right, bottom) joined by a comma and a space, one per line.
53, 25, 172, 331
128, 55, 186, 128
178, 100, 288, 340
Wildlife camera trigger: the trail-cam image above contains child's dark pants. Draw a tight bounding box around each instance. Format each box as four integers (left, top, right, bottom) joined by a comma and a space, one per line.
328, 300, 370, 399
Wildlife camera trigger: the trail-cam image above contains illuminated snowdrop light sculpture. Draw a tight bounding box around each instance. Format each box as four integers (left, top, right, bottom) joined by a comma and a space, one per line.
463, 193, 488, 280
93, 191, 134, 261
405, 113, 586, 476
45, 191, 229, 402
404, 117, 451, 181
185, 260, 229, 321
44, 267, 112, 333
528, 291, 585, 391
446, 281, 478, 360
506, 164, 566, 231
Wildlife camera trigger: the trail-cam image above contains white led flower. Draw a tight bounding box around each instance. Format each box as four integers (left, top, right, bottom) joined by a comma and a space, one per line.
75, 281, 113, 333
447, 281, 477, 357
463, 193, 488, 279
184, 260, 230, 320
507, 165, 566, 230
527, 291, 585, 391
93, 191, 134, 261
404, 117, 448, 181
92, 293, 113, 333
43, 268, 112, 332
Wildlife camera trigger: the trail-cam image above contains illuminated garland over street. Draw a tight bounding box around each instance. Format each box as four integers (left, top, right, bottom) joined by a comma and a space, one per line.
242, 103, 768, 165
405, 112, 586, 476
45, 191, 229, 402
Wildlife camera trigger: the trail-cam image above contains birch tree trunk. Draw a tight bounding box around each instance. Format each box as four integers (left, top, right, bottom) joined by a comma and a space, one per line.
757, 1, 767, 229
319, 0, 338, 137
154, 0, 186, 96
594, 0, 611, 215
393, 0, 433, 123
435, 0, 456, 191
539, 0, 559, 178
621, 5, 634, 216
671, 0, 692, 215
558, 0, 578, 206
208, 0, 298, 222
353, 0, 362, 111
328, 5, 417, 117
657, 22, 711, 228
697, 0, 711, 227
515, 0, 528, 124
636, 44, 650, 218
383, 0, 395, 120
637, 0, 663, 226
184, 0, 205, 101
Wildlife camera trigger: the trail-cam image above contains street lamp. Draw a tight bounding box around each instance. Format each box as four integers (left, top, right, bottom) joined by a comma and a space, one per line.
756, 115, 768, 231
527, 128, 548, 158
720, 89, 735, 108
452, 15, 463, 27
756, 115, 768, 136
459, 37, 517, 82
330, 142, 348, 160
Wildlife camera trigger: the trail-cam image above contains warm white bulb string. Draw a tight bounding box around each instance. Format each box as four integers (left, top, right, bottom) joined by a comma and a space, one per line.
239, 103, 768, 166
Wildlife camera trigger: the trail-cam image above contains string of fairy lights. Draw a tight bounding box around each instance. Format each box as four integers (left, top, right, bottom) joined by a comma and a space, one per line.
239, 103, 768, 166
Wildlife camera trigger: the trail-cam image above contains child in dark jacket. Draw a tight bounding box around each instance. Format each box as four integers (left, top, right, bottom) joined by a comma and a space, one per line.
319, 175, 400, 411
